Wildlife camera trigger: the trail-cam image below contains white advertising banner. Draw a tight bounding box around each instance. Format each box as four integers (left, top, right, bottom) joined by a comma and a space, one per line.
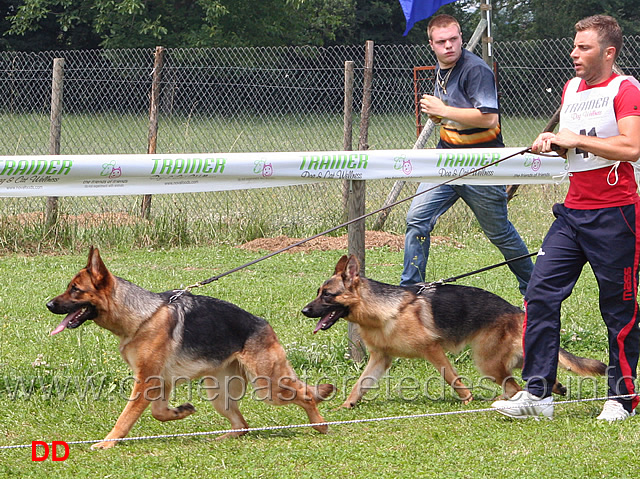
0, 148, 566, 197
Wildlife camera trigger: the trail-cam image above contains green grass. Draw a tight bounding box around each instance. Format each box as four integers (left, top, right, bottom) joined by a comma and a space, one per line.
0, 242, 635, 478
0, 111, 547, 156
0, 110, 622, 476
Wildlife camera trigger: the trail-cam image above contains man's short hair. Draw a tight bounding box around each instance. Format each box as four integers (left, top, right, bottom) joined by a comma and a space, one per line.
575, 15, 623, 60
427, 14, 461, 40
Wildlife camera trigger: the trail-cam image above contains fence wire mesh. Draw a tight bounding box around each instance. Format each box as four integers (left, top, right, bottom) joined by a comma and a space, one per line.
2, 37, 638, 252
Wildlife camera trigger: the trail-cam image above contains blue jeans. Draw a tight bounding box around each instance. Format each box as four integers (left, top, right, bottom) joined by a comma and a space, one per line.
401, 183, 533, 294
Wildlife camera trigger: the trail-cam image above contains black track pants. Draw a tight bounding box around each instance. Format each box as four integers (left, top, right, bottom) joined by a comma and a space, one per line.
523, 202, 640, 412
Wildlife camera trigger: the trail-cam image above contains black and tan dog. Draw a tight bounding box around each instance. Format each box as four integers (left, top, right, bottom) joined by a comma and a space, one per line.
302, 254, 606, 408
47, 247, 334, 449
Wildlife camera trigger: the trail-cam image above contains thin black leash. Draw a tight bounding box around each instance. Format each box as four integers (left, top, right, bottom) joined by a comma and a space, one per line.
415, 251, 538, 295
169, 147, 537, 302
439, 251, 538, 284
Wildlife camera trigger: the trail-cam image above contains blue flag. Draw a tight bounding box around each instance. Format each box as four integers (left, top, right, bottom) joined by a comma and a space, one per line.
399, 0, 458, 36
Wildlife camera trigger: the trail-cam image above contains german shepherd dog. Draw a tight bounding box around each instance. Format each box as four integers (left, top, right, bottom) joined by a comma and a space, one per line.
302, 255, 606, 408
47, 247, 334, 449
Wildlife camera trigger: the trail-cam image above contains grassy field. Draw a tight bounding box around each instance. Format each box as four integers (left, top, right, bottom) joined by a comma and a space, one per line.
0, 239, 637, 478
1, 110, 632, 477
0, 111, 548, 156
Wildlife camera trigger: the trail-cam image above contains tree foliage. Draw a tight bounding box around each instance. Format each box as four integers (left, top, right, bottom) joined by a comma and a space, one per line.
492, 0, 640, 40
2, 0, 640, 51
0, 0, 358, 50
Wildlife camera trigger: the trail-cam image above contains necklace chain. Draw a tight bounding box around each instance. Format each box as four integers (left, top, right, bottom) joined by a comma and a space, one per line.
436, 68, 453, 97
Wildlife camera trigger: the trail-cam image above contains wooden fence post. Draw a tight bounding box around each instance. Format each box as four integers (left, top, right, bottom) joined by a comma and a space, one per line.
341, 61, 355, 220
46, 58, 64, 231
347, 40, 374, 363
141, 46, 165, 219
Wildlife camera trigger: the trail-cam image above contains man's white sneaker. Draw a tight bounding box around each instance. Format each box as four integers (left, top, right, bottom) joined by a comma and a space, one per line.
596, 400, 636, 422
491, 390, 554, 419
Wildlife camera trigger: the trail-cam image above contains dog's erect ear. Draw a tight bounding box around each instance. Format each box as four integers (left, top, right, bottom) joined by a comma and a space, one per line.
342, 255, 360, 288
86, 247, 110, 287
87, 246, 96, 265
334, 255, 349, 275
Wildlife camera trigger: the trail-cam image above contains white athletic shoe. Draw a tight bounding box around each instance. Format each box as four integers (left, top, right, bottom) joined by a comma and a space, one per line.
596, 400, 636, 422
491, 390, 554, 419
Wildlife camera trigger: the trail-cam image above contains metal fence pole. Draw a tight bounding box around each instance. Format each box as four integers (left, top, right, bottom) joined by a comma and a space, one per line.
481, 0, 493, 65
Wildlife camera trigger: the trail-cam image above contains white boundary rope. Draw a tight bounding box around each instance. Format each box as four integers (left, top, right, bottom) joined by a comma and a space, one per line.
1, 394, 635, 451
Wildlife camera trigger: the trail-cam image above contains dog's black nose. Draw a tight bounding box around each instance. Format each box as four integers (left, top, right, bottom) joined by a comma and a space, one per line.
301, 305, 317, 318
46, 300, 58, 313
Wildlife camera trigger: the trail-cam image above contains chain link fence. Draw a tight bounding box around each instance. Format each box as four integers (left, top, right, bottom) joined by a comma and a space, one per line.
2, 37, 640, 252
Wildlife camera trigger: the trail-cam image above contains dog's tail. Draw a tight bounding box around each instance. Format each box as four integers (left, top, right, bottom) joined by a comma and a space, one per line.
558, 348, 607, 376
310, 383, 336, 403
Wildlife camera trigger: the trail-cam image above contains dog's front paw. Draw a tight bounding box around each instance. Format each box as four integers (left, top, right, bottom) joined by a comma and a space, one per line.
90, 440, 118, 450
177, 403, 196, 416
311, 423, 329, 434
339, 401, 357, 409
215, 430, 248, 441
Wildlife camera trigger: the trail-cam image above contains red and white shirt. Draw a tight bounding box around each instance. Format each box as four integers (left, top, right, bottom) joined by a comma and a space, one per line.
560, 74, 640, 209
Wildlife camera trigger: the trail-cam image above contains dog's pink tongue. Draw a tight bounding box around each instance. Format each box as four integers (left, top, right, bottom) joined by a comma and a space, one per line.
50, 315, 72, 336
313, 320, 323, 334
313, 313, 332, 334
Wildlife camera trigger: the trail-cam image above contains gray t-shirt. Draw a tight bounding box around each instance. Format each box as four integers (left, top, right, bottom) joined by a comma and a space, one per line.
434, 49, 504, 148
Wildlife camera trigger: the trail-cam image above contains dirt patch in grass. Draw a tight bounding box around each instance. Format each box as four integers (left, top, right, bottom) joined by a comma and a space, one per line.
238, 231, 464, 253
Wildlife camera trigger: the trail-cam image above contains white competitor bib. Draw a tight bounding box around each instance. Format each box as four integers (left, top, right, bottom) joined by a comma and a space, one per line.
560, 75, 640, 173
